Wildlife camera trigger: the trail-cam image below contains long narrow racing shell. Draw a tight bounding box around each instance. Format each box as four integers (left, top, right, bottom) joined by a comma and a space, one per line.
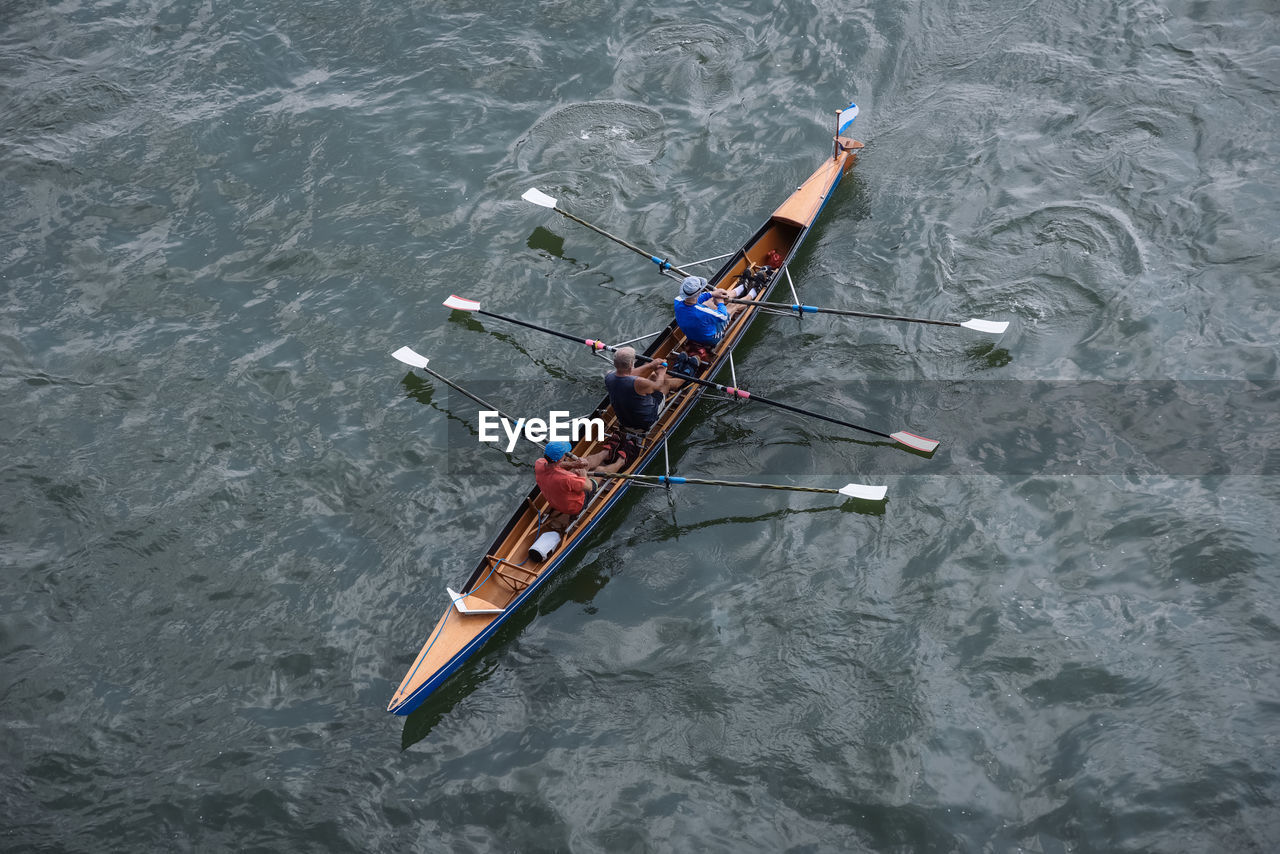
388, 134, 863, 716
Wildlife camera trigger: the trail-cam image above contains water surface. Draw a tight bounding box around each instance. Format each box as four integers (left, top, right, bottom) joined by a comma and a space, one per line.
3, 0, 1278, 850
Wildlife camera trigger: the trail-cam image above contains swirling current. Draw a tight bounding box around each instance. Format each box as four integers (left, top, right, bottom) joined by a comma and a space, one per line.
2, 0, 1278, 851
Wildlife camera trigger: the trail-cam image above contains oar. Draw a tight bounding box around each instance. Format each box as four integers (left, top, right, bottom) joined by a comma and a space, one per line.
392, 346, 536, 448
393, 347, 888, 501
725, 297, 1009, 335
443, 295, 941, 453
521, 187, 692, 279
595, 471, 886, 502
395, 346, 596, 458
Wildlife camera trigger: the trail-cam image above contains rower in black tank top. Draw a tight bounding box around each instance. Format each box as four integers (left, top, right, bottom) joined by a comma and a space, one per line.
605, 371, 662, 430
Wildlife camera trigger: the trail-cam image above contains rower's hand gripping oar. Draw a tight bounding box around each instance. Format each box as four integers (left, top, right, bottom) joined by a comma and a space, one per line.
725, 297, 1009, 335
443, 295, 941, 454
596, 471, 886, 503
521, 188, 692, 280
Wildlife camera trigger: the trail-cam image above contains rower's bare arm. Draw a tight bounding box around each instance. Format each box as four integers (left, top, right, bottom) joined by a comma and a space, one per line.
632, 376, 658, 394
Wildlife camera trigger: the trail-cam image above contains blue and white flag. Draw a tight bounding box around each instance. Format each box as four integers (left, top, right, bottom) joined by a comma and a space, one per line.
837, 103, 859, 135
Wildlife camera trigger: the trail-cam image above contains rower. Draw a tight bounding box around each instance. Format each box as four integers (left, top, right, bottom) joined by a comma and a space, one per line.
602, 345, 686, 463
534, 440, 626, 527
673, 276, 730, 358
604, 344, 683, 422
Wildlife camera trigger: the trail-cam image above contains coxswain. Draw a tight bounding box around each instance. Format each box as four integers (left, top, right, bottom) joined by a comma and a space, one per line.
673, 275, 731, 351
534, 440, 626, 518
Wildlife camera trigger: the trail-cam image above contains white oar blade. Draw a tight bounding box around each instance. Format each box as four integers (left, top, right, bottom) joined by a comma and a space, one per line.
521, 187, 558, 209
890, 431, 941, 453
443, 294, 480, 312
960, 318, 1009, 334
392, 346, 430, 369
838, 483, 887, 501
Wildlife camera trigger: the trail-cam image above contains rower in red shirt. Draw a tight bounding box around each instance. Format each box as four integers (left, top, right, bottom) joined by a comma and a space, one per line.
534, 440, 626, 517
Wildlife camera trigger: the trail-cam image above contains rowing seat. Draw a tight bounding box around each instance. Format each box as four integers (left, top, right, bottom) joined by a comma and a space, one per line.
488, 556, 539, 591
543, 509, 575, 534
446, 587, 504, 615
617, 427, 646, 462
526, 496, 573, 535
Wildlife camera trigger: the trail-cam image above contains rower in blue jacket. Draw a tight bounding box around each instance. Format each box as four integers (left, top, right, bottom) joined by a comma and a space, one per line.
673, 276, 730, 350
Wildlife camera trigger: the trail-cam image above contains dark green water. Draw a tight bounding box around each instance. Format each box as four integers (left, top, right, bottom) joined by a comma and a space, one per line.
3, 0, 1278, 851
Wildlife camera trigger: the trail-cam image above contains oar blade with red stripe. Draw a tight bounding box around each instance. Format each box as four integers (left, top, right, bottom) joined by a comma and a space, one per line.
443, 294, 481, 312
890, 431, 940, 453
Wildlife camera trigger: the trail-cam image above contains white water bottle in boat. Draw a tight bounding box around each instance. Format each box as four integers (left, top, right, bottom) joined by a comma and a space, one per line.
529, 531, 561, 562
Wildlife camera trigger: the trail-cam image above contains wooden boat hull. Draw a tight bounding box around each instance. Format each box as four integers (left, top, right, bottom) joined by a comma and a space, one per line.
388, 138, 862, 715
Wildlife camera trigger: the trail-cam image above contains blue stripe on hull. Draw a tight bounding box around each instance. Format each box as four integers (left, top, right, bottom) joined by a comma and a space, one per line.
390, 482, 631, 715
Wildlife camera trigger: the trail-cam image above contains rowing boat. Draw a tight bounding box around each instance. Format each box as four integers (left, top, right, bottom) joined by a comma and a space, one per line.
388, 107, 867, 716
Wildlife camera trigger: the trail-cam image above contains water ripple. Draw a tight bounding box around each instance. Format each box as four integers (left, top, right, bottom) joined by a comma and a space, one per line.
4, 0, 1280, 850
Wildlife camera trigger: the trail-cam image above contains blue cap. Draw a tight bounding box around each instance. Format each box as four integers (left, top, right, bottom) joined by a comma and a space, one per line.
544, 441, 572, 461
679, 276, 706, 297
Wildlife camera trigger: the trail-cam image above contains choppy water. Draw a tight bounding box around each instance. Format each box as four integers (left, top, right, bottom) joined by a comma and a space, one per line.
3, 0, 1279, 851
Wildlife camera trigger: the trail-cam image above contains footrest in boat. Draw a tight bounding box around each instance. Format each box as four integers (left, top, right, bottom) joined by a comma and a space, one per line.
488, 556, 540, 591
680, 342, 714, 363
446, 587, 505, 615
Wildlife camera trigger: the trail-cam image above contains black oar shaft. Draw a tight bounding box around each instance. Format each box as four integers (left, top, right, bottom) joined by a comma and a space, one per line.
476, 308, 590, 348
598, 472, 841, 495
469, 307, 898, 444
677, 376, 896, 441
726, 298, 961, 328
416, 364, 523, 430
552, 206, 693, 279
